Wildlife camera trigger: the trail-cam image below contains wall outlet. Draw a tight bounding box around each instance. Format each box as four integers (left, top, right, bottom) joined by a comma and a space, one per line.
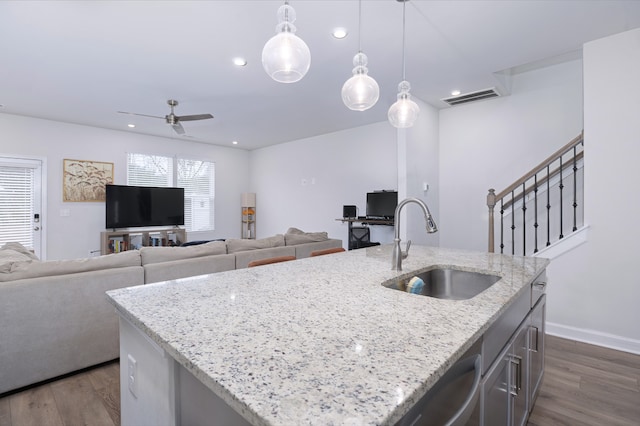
127, 354, 137, 398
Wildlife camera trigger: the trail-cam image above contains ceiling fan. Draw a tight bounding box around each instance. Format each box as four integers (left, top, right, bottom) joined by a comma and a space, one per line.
118, 99, 213, 135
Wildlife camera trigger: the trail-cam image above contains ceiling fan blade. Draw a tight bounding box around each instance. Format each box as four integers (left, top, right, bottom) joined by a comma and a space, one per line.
117, 111, 164, 119
171, 122, 186, 135
177, 114, 214, 122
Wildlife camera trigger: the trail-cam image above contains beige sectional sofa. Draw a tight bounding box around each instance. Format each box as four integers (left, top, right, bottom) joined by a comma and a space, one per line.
0, 230, 342, 395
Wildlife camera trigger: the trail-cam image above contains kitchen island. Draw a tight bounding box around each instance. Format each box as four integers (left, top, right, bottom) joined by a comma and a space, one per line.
106, 245, 549, 425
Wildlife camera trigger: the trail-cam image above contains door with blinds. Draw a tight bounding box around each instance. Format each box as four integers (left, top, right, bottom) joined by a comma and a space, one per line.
0, 157, 44, 258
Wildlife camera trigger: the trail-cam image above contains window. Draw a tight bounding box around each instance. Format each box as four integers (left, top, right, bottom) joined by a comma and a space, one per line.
127, 153, 215, 232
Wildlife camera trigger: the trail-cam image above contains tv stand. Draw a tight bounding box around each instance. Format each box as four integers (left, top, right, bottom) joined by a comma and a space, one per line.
100, 227, 186, 255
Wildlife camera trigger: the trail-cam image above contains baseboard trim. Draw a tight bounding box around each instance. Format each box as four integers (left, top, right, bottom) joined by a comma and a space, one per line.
534, 224, 589, 260
546, 321, 640, 355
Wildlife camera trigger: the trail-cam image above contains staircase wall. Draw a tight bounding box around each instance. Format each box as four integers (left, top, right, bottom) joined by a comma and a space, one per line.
439, 59, 583, 252
439, 28, 640, 353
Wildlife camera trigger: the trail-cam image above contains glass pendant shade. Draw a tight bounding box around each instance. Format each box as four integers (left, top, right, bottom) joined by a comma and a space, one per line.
388, 81, 420, 128
342, 52, 379, 111
262, 3, 311, 83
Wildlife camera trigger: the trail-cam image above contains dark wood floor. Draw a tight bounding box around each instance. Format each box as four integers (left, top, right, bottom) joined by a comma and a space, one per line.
527, 336, 640, 426
1, 335, 638, 426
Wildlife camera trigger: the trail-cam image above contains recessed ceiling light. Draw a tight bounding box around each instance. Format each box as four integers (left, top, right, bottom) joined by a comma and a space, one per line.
232, 141, 238, 145
332, 28, 348, 39
451, 90, 461, 96
127, 124, 136, 128
233, 57, 247, 67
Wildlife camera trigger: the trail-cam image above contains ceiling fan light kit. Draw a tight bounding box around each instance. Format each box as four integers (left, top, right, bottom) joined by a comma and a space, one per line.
342, 0, 380, 111
262, 1, 311, 84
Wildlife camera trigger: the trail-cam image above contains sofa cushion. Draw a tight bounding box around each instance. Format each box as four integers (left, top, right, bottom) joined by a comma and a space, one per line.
226, 234, 285, 254
284, 227, 329, 246
0, 250, 141, 282
140, 241, 227, 265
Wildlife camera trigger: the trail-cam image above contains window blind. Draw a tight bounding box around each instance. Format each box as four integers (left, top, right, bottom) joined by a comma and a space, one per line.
178, 159, 215, 232
127, 153, 173, 188
0, 165, 34, 248
127, 153, 215, 232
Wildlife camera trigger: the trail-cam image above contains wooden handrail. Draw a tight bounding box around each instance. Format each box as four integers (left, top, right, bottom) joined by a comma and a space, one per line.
493, 132, 583, 201
501, 150, 584, 211
487, 132, 584, 253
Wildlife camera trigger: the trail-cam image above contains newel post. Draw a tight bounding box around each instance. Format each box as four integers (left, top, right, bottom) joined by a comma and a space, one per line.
487, 188, 496, 253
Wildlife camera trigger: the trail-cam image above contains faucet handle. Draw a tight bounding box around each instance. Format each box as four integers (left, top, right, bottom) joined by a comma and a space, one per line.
402, 240, 412, 259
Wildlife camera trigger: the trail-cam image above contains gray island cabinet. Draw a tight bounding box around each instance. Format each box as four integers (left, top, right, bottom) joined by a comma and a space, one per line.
106, 245, 549, 426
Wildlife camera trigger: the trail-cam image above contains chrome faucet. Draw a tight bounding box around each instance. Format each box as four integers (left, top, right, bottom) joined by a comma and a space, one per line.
392, 197, 438, 271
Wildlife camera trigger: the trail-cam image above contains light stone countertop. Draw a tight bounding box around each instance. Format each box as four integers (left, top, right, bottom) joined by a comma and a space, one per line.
106, 245, 549, 425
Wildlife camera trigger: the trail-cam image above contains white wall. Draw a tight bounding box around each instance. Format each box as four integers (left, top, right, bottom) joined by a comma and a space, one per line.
249, 122, 397, 248
439, 59, 584, 252
0, 114, 249, 260
548, 28, 640, 348
399, 97, 440, 247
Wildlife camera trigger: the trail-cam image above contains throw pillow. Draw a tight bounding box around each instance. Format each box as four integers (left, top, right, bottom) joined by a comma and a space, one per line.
284, 228, 329, 245
140, 240, 227, 265
1, 242, 39, 260
226, 234, 285, 254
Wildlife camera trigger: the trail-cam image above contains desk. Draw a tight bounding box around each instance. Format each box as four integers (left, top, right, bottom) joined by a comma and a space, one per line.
335, 217, 394, 250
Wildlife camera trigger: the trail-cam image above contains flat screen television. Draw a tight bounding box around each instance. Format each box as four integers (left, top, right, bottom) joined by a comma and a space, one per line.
366, 191, 398, 219
105, 184, 185, 229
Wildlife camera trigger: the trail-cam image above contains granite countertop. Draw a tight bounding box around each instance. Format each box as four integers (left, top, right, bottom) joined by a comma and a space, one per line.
106, 245, 549, 425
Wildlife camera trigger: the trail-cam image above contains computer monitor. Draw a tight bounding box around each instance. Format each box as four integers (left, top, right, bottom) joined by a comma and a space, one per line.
366, 191, 398, 219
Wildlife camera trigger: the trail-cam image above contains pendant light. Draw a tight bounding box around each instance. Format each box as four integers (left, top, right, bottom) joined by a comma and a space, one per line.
262, 1, 311, 84
388, 0, 419, 128
341, 0, 379, 111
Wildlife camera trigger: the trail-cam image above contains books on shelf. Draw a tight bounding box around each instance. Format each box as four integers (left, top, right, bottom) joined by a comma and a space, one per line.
108, 237, 129, 253
101, 227, 186, 255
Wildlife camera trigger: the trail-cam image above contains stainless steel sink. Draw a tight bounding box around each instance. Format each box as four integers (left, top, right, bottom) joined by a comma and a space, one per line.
382, 268, 501, 300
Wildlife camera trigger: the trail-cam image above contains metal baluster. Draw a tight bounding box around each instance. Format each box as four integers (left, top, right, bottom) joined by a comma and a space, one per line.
522, 182, 526, 255
546, 165, 551, 247
500, 198, 504, 254
511, 190, 515, 255
559, 156, 564, 239
573, 146, 578, 232
533, 174, 539, 253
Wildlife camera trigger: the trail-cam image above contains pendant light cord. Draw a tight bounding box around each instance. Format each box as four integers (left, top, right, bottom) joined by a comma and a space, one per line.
358, 0, 362, 53
402, 0, 407, 81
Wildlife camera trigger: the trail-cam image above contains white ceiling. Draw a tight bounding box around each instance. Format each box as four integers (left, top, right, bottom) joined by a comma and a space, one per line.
1, 1, 639, 150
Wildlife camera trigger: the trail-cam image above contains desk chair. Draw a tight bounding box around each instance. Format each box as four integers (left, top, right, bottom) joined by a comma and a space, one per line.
349, 226, 380, 250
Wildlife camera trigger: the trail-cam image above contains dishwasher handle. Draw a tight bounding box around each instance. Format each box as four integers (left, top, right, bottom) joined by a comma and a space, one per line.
443, 354, 482, 426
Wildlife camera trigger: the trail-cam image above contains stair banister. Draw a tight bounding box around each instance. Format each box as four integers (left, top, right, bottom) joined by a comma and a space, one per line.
487, 132, 584, 254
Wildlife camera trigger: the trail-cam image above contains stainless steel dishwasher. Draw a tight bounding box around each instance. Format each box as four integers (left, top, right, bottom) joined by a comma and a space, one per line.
396, 338, 482, 426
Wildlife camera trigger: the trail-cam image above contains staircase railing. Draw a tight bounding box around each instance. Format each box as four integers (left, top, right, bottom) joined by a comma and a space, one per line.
487, 132, 584, 255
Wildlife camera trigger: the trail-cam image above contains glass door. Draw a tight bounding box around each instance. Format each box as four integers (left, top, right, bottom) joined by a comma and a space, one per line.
0, 156, 44, 258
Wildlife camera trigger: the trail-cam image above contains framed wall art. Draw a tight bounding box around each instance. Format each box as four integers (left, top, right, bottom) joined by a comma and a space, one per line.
63, 159, 114, 202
